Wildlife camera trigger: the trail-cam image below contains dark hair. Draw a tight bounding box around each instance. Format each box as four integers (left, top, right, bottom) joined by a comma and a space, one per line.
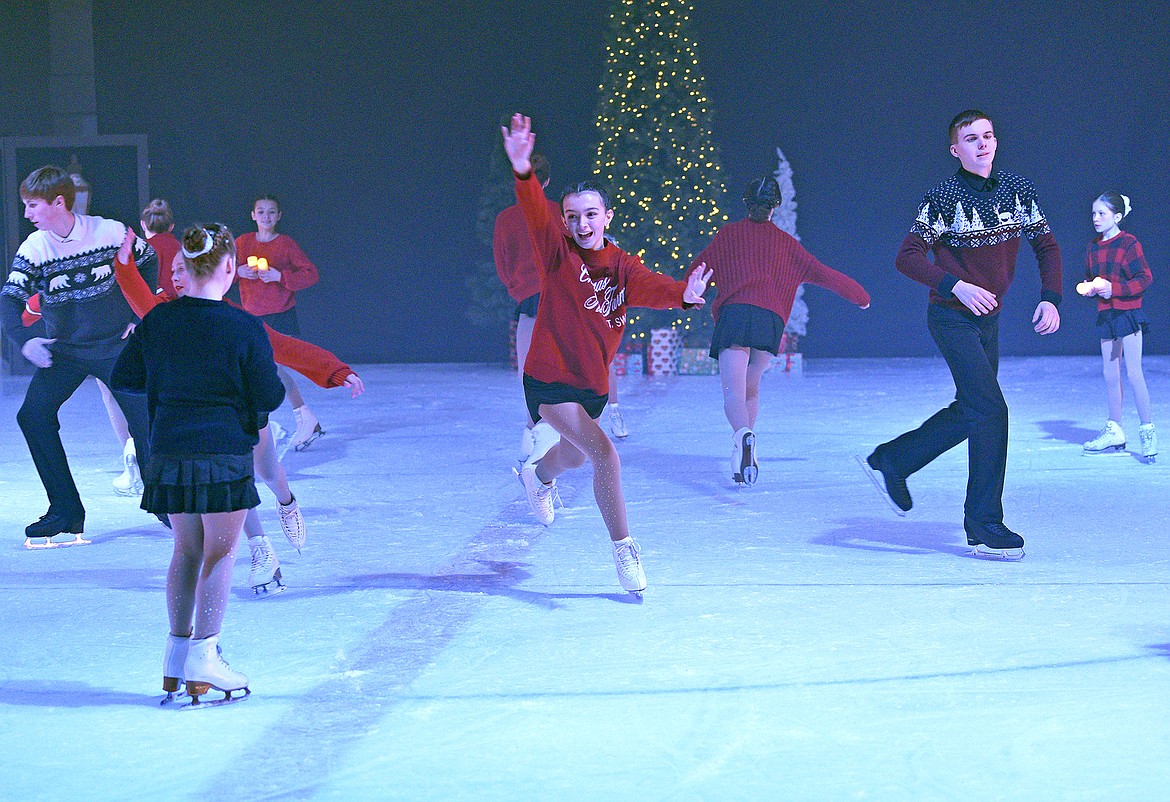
948, 109, 993, 144
180, 223, 236, 278
1096, 191, 1131, 218
743, 175, 781, 221
561, 181, 611, 211
20, 165, 75, 210
253, 194, 281, 212
140, 198, 174, 233
531, 153, 551, 185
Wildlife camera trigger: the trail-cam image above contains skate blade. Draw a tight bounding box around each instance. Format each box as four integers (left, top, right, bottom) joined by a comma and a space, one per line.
293, 425, 325, 452
1082, 445, 1127, 455
854, 454, 908, 517
160, 689, 190, 706
23, 533, 91, 550
251, 568, 286, 596
968, 544, 1025, 561
1145, 455, 1157, 464
179, 686, 250, 709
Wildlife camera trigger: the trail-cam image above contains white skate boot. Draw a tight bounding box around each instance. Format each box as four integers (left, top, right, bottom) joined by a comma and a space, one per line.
184, 635, 249, 705
278, 496, 306, 552
161, 633, 190, 705
292, 404, 324, 451
248, 535, 284, 594
112, 437, 143, 496
732, 427, 757, 485
517, 464, 556, 525
612, 536, 646, 595
608, 404, 629, 439
1083, 420, 1126, 455
519, 426, 536, 463
528, 421, 560, 466
1139, 423, 1157, 464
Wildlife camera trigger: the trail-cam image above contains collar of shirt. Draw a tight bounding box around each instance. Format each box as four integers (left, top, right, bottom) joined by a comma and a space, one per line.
958, 167, 998, 193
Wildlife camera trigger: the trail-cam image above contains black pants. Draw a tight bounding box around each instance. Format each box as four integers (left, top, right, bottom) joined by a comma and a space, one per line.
16, 352, 151, 521
874, 304, 1008, 525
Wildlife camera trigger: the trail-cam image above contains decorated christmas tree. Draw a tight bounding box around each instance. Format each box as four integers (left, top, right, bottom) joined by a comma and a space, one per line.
770, 147, 807, 347
592, 0, 726, 347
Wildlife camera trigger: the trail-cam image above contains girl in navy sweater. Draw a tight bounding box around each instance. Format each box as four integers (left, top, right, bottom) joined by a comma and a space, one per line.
113, 224, 285, 704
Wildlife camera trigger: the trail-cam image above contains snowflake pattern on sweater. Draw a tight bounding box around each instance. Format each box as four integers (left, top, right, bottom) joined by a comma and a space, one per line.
911, 170, 1051, 249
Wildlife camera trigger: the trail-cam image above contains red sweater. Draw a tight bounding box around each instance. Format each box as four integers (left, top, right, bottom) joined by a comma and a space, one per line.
688, 219, 870, 323
494, 197, 562, 302
148, 231, 181, 296
1085, 231, 1152, 312
115, 253, 352, 389
234, 232, 319, 316
516, 171, 690, 395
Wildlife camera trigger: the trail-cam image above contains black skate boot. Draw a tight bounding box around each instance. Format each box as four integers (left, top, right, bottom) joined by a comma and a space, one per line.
24, 512, 88, 549
859, 450, 912, 514
964, 519, 1024, 561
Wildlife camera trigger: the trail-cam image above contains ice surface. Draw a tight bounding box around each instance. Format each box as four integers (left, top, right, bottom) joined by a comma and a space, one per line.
1, 357, 1167, 801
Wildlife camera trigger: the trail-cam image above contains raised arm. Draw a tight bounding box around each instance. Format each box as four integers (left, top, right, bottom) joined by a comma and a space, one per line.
114, 226, 166, 317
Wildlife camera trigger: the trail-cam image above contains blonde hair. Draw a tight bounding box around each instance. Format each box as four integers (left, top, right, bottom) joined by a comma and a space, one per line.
141, 199, 174, 233
180, 223, 236, 278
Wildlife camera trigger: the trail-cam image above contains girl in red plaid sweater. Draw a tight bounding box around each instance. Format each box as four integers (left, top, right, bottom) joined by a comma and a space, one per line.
1077, 191, 1156, 461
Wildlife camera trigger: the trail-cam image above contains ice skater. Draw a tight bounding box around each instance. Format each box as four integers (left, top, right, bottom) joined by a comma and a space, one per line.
860, 109, 1062, 560
235, 195, 324, 450
113, 229, 365, 593
1, 165, 160, 547
141, 198, 182, 298
688, 175, 870, 485
111, 223, 285, 705
501, 113, 711, 595
1077, 191, 1156, 462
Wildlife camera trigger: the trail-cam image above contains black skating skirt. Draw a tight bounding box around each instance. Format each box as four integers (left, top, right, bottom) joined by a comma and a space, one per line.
1096, 308, 1149, 340
516, 293, 540, 319
259, 307, 301, 337
141, 453, 260, 515
523, 374, 608, 424
709, 303, 785, 358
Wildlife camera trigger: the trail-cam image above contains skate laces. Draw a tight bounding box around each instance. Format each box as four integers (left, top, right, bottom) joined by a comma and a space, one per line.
614, 538, 641, 574
249, 539, 275, 573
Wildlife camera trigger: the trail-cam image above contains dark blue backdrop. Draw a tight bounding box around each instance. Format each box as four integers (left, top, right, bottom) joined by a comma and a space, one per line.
3, 1, 1166, 362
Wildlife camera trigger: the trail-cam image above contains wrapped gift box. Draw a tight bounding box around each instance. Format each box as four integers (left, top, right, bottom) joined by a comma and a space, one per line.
677, 347, 719, 375
648, 328, 681, 376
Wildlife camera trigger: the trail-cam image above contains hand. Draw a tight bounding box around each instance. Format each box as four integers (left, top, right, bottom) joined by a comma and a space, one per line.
683, 263, 712, 305
237, 265, 258, 280
118, 225, 136, 264
500, 113, 535, 175
1091, 276, 1112, 299
951, 279, 998, 315
22, 337, 56, 368
343, 373, 365, 398
259, 268, 282, 283
1033, 301, 1060, 335
121, 322, 136, 339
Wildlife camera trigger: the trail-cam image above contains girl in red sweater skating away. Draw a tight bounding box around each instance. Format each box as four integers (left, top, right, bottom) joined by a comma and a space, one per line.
502, 114, 711, 597
688, 176, 870, 486
235, 196, 323, 451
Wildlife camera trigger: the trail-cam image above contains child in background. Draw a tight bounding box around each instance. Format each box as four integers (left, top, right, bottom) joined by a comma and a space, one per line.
112, 223, 285, 704
141, 199, 181, 297
1078, 191, 1156, 462
688, 176, 870, 485
502, 114, 711, 596
235, 195, 323, 450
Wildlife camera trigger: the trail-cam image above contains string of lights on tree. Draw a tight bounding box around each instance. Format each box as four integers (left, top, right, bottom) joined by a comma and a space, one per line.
592, 0, 727, 345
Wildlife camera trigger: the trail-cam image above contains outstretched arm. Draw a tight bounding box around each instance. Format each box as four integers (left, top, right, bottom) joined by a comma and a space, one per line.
114, 226, 166, 317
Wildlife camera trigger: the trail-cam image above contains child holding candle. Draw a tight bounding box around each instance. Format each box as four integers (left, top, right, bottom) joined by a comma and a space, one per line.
235, 195, 323, 450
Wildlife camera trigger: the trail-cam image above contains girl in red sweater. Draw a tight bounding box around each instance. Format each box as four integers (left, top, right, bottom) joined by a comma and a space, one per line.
1078, 191, 1156, 461
502, 114, 711, 596
236, 195, 324, 450
689, 177, 870, 485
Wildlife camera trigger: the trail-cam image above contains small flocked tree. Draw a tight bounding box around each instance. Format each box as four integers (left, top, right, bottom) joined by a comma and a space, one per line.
770, 147, 807, 346
592, 0, 726, 347
466, 134, 521, 334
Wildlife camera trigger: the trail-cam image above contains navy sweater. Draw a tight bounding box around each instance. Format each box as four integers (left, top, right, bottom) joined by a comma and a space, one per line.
111, 296, 285, 456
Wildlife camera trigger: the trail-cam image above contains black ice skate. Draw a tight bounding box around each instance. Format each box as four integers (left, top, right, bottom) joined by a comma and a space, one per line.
24, 512, 87, 548
964, 520, 1024, 561
856, 451, 911, 515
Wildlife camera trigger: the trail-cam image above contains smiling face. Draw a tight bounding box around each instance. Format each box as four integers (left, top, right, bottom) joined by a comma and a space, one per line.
1091, 199, 1123, 237
561, 191, 613, 251
949, 118, 997, 177
251, 199, 281, 235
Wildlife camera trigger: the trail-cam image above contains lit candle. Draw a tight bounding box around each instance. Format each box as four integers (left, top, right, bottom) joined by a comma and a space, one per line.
247, 256, 258, 267
257, 257, 269, 271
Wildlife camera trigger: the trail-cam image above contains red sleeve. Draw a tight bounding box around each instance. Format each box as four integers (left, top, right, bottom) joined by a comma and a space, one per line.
263, 323, 353, 388
895, 232, 950, 291
515, 172, 566, 278
493, 211, 518, 290
797, 245, 871, 307
622, 252, 688, 310
279, 238, 319, 292
1030, 231, 1063, 305
1114, 239, 1153, 300
114, 253, 166, 317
